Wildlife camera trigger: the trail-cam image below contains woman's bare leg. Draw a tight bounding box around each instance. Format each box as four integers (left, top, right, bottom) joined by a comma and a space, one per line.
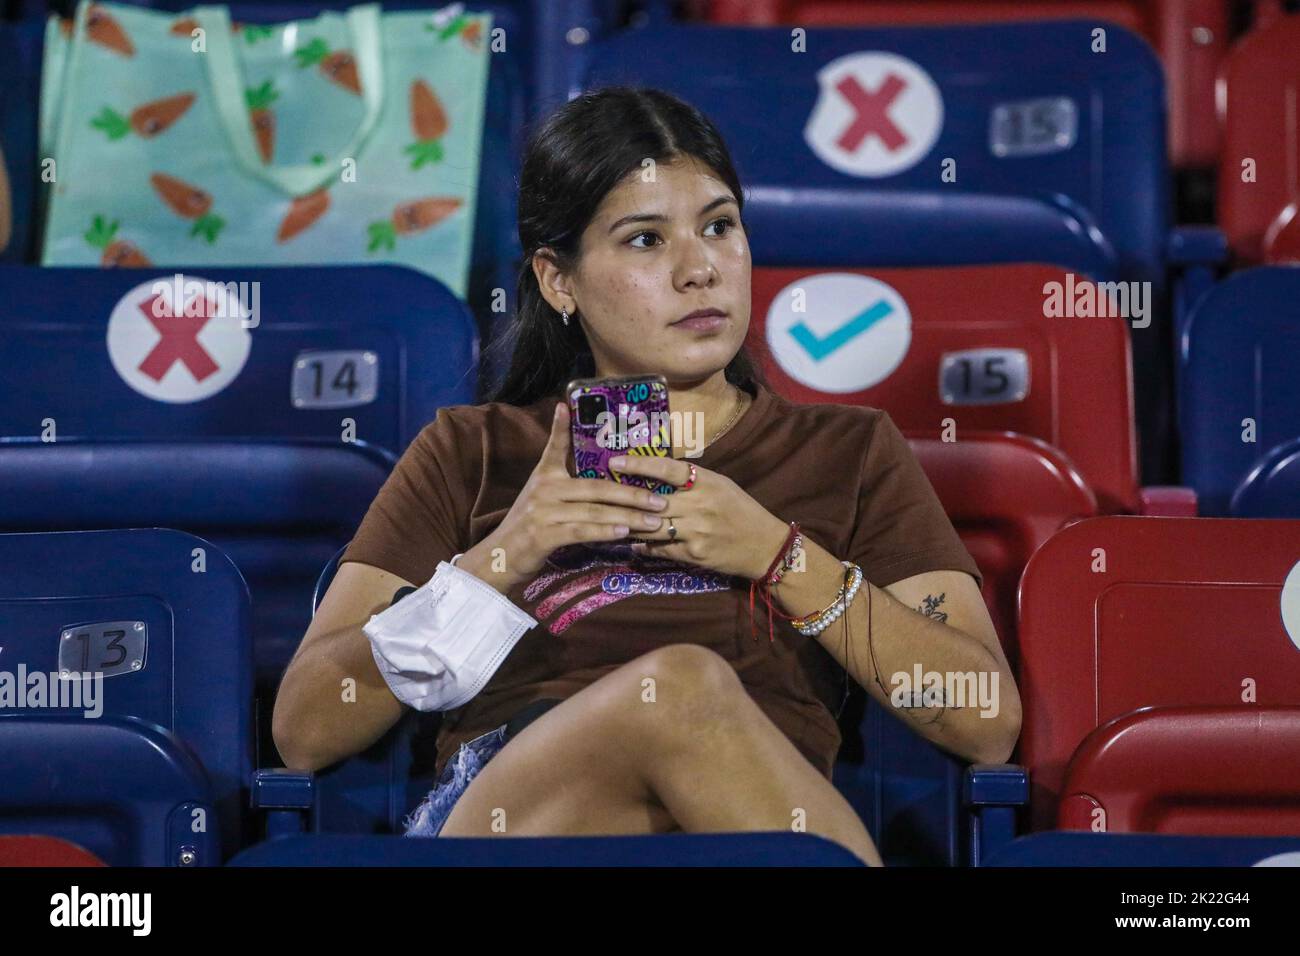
438, 643, 882, 866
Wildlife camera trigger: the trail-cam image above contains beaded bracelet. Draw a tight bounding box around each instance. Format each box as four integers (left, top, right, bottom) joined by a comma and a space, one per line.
790, 561, 863, 636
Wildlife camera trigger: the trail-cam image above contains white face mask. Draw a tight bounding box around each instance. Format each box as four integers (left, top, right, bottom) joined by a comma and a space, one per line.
364, 559, 538, 712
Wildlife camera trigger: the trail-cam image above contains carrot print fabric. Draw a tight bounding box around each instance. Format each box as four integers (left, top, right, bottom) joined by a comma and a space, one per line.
39, 0, 490, 298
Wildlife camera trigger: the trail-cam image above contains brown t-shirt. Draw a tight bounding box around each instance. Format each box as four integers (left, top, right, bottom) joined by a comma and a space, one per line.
341, 380, 982, 782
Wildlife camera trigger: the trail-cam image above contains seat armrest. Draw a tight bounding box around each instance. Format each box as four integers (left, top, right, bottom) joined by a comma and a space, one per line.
964, 764, 1028, 805
1167, 225, 1228, 267
251, 768, 316, 839
964, 764, 1029, 866
1139, 485, 1198, 516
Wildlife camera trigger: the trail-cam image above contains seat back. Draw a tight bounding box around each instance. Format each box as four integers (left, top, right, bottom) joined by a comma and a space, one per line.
984, 831, 1300, 867
1230, 438, 1300, 518
1059, 706, 1300, 835
750, 263, 1139, 514
0, 264, 472, 450
582, 19, 1166, 285
1017, 516, 1300, 831
1180, 266, 1300, 516
704, 0, 1228, 168
0, 528, 251, 858
0, 264, 475, 686
0, 716, 222, 866
1264, 202, 1300, 263
1217, 12, 1300, 262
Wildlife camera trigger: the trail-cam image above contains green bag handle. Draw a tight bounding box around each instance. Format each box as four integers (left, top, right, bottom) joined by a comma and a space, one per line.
194, 3, 385, 197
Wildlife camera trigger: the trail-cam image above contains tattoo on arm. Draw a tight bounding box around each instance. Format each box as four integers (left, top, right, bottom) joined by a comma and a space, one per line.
916, 592, 948, 624
896, 593, 951, 725
896, 692, 947, 726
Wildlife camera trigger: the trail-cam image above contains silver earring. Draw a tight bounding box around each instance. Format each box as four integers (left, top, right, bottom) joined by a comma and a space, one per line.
560, 307, 570, 327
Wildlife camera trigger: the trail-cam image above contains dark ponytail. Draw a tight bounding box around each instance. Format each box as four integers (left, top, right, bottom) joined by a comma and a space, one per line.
485, 86, 766, 406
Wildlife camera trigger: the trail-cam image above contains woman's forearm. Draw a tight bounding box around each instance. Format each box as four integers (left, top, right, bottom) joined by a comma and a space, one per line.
456, 531, 526, 596
274, 620, 407, 770
756, 519, 1014, 764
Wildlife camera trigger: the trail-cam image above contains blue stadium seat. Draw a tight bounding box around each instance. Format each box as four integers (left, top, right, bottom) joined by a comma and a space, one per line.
1230, 437, 1300, 519
579, 19, 1164, 282
0, 718, 222, 866
1180, 265, 1300, 516
228, 831, 864, 865
0, 528, 250, 864
576, 18, 1176, 484
984, 832, 1300, 867
0, 263, 476, 748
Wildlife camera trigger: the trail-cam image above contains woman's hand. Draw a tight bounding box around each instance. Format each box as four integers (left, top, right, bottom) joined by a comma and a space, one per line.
477, 402, 672, 587
610, 452, 790, 581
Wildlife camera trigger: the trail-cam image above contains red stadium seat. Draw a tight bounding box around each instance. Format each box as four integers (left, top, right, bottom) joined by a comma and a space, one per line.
1264, 201, 1300, 264
909, 431, 1098, 666
747, 263, 1141, 515
1058, 707, 1300, 835
1218, 11, 1300, 262
708, 0, 1144, 31
1017, 516, 1300, 831
0, 836, 107, 867
704, 0, 1229, 167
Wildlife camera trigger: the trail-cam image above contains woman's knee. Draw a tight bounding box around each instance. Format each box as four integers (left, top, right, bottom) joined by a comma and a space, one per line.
617, 644, 750, 751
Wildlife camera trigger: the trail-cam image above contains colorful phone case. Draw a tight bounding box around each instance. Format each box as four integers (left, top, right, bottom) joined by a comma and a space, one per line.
567, 375, 677, 494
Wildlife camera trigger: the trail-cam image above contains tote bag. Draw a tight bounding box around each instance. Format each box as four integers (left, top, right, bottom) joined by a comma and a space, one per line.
40, 0, 490, 298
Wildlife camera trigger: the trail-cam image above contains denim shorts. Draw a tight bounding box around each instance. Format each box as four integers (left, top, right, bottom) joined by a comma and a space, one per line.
402, 723, 510, 838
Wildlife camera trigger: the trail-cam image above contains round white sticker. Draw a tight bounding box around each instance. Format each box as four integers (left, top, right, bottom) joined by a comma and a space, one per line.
765, 272, 912, 394
1253, 851, 1300, 867
804, 51, 944, 178
106, 274, 252, 403
1281, 559, 1300, 653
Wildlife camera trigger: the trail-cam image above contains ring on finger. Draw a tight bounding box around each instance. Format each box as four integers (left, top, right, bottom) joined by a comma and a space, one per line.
667, 516, 677, 540
680, 463, 698, 491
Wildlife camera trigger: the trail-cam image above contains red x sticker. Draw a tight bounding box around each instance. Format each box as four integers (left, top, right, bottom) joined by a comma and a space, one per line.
805, 52, 944, 178
136, 294, 220, 383
835, 73, 908, 153
106, 275, 252, 403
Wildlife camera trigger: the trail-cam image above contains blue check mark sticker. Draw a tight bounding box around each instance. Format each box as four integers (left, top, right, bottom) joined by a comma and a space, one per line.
788, 299, 894, 362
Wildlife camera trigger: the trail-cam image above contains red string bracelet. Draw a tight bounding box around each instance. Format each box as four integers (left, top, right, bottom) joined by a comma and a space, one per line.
747, 521, 805, 642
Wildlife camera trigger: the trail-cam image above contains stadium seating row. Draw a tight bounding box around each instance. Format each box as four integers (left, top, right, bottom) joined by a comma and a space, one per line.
4, 510, 1298, 865
4, 5, 1292, 486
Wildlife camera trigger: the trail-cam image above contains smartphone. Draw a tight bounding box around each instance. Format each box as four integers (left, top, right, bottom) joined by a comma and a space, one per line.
566, 374, 678, 494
